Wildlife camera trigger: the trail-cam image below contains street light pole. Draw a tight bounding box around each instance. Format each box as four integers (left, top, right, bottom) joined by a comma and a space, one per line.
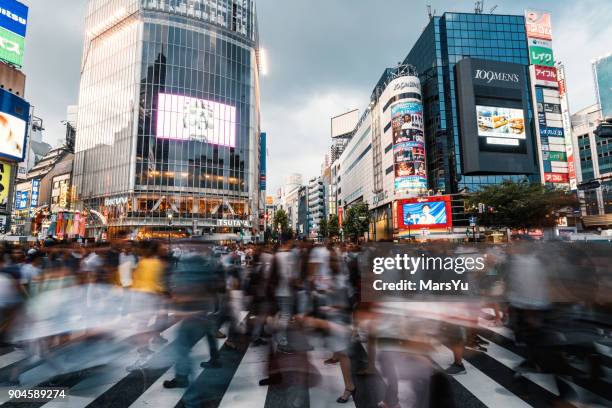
167, 212, 173, 252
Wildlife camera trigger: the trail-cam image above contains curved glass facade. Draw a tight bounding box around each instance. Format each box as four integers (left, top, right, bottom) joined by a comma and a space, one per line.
74, 0, 261, 238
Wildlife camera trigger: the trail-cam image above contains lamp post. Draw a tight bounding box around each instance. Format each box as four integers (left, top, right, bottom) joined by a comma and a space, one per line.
167, 212, 173, 251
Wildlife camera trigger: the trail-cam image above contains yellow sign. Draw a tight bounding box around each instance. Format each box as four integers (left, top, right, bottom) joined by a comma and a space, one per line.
0, 161, 12, 211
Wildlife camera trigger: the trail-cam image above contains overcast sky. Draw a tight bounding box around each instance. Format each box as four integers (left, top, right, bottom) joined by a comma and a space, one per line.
22, 0, 612, 193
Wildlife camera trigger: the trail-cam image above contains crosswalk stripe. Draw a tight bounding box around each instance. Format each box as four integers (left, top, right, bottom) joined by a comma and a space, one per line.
34, 320, 184, 408
431, 346, 532, 408
0, 349, 28, 370
128, 311, 248, 408
217, 341, 270, 408
305, 341, 356, 408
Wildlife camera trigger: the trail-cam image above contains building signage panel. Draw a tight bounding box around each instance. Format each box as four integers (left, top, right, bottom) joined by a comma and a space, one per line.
0, 0, 28, 37
217, 219, 251, 228
539, 126, 563, 137
525, 10, 553, 41
534, 65, 558, 87
544, 172, 569, 183
529, 45, 554, 67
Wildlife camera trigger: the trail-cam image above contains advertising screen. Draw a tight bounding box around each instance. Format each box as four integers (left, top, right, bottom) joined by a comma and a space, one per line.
156, 93, 236, 147
0, 109, 26, 161
397, 196, 452, 229
390, 101, 427, 193
476, 105, 526, 149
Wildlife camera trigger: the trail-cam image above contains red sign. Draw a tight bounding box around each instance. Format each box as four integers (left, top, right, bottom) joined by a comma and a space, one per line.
544, 172, 569, 183
525, 10, 552, 41
535, 65, 557, 82
396, 195, 453, 230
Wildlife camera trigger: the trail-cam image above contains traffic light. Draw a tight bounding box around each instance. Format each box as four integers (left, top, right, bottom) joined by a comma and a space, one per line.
578, 180, 601, 191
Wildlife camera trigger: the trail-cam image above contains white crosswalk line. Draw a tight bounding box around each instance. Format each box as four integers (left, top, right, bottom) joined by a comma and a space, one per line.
430, 347, 531, 408
128, 311, 248, 408
217, 342, 269, 408
305, 342, 356, 408
483, 339, 559, 395
37, 320, 183, 408
0, 349, 28, 370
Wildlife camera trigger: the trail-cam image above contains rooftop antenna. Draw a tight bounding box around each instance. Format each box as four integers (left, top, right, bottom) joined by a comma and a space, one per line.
475, 1, 484, 14
489, 5, 498, 14
426, 5, 435, 20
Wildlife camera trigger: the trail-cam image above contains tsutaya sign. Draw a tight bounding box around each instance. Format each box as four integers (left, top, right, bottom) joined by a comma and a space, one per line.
217, 219, 251, 228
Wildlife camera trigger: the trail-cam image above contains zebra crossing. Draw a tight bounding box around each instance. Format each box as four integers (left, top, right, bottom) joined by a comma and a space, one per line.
1, 313, 611, 408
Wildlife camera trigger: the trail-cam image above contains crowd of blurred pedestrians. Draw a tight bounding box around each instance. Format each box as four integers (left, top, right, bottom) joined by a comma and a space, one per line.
0, 238, 611, 407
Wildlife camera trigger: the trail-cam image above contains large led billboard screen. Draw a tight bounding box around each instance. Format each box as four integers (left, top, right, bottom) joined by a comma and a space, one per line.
0, 88, 28, 162
455, 58, 536, 175
391, 101, 427, 193
397, 196, 452, 230
156, 93, 236, 147
476, 105, 526, 148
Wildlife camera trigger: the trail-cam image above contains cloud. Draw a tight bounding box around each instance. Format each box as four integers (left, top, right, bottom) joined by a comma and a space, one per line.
262, 87, 367, 193
553, 0, 612, 112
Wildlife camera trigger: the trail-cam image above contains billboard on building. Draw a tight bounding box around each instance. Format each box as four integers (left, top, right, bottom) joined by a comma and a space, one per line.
476, 105, 526, 148
0, 0, 28, 67
525, 10, 552, 41
156, 93, 236, 147
455, 58, 536, 175
0, 88, 28, 162
331, 109, 359, 138
0, 160, 11, 212
15, 189, 26, 209
397, 195, 452, 230
391, 101, 427, 193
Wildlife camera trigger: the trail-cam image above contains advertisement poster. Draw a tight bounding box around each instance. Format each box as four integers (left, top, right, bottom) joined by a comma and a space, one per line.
0, 161, 11, 212
15, 190, 27, 210
0, 0, 27, 67
391, 102, 427, 193
534, 65, 558, 87
397, 196, 452, 229
476, 105, 526, 148
529, 46, 554, 67
156, 93, 236, 147
0, 110, 26, 161
544, 172, 569, 183
525, 10, 552, 41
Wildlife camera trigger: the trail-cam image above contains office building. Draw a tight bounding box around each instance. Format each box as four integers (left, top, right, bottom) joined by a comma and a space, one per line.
593, 53, 612, 120
307, 176, 326, 238
73, 0, 262, 239
404, 12, 538, 194
572, 104, 612, 227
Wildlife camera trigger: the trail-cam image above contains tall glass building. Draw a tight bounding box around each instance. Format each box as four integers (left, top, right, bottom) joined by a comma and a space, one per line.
404, 12, 538, 194
73, 0, 262, 239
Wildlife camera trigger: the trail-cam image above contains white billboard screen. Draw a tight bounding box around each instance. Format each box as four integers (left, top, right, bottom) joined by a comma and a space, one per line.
0, 111, 26, 161
156, 93, 236, 147
331, 109, 359, 138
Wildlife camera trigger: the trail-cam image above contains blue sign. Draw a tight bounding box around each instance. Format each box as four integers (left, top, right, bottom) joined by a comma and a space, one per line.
0, 87, 30, 162
15, 190, 27, 210
0, 0, 28, 37
30, 179, 39, 209
540, 126, 564, 137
